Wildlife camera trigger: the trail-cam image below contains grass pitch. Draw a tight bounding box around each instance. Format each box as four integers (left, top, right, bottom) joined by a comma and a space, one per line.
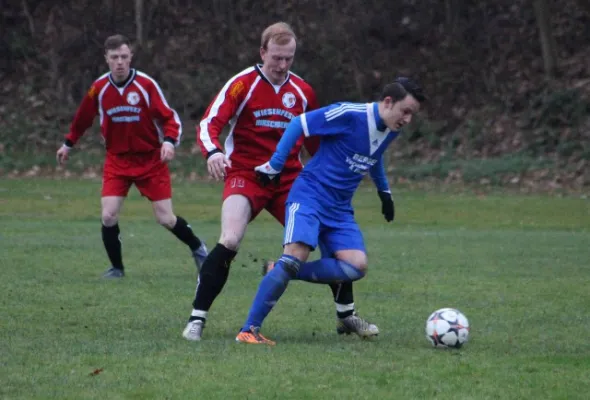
1, 178, 589, 399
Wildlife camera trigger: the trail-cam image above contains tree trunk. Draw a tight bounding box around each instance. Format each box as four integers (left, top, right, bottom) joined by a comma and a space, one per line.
533, 0, 558, 77
135, 0, 143, 47
445, 0, 461, 35
575, 0, 590, 14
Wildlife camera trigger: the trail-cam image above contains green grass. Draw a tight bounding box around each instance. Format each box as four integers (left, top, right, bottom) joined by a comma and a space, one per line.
1, 178, 589, 399
393, 153, 553, 184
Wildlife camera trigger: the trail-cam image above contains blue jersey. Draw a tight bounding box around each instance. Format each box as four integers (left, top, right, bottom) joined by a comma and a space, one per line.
270, 102, 398, 211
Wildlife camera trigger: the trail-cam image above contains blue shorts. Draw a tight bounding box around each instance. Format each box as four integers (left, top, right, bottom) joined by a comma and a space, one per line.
284, 201, 366, 255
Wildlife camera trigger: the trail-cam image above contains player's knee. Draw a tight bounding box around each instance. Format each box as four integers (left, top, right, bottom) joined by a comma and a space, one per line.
219, 231, 241, 251
283, 242, 311, 262
348, 260, 368, 276
356, 261, 369, 274
155, 213, 176, 229
337, 251, 368, 274
356, 254, 369, 272
101, 209, 119, 226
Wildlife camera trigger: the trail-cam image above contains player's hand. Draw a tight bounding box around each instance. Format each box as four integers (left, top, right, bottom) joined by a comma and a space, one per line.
56, 145, 70, 165
207, 152, 231, 181
254, 161, 281, 187
378, 190, 395, 222
161, 142, 175, 162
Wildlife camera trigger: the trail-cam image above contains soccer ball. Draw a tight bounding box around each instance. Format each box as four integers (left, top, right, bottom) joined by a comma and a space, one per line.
425, 308, 470, 349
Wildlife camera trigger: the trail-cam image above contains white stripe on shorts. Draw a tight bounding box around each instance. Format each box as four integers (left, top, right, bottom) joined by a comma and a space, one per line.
284, 202, 300, 244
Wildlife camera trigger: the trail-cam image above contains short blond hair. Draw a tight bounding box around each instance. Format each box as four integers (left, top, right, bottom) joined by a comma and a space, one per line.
261, 22, 296, 49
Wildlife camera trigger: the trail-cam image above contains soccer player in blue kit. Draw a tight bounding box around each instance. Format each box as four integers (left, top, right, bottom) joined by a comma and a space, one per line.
235, 77, 425, 344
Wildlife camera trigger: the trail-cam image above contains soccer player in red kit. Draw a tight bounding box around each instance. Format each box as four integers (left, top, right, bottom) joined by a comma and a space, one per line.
182, 22, 378, 341
56, 34, 208, 278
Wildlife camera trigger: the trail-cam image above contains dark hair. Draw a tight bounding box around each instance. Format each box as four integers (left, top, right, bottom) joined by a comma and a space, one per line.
104, 34, 131, 53
380, 77, 425, 103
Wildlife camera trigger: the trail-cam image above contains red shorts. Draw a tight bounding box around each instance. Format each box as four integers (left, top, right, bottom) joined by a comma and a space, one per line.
222, 170, 298, 225
101, 152, 171, 201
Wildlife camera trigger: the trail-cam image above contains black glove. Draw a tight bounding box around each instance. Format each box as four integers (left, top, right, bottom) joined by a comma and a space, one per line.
378, 190, 395, 222
254, 162, 281, 187
256, 170, 281, 187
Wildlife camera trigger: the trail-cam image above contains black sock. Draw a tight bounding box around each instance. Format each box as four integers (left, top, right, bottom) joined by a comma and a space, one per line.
330, 282, 355, 319
169, 216, 202, 251
102, 224, 123, 270
192, 243, 237, 313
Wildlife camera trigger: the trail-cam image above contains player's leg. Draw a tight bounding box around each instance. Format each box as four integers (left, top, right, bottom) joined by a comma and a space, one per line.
237, 202, 317, 344
332, 248, 378, 337
101, 196, 126, 277
266, 188, 358, 323
302, 223, 379, 337
150, 199, 208, 270
237, 241, 311, 345
194, 194, 251, 308
100, 168, 132, 278
315, 241, 376, 337
137, 163, 208, 270
183, 195, 251, 341
184, 173, 268, 341
295, 250, 367, 282
292, 209, 368, 283
318, 242, 356, 321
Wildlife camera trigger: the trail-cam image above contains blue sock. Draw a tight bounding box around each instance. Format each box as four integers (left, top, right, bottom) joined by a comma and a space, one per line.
294, 258, 365, 283
241, 255, 300, 332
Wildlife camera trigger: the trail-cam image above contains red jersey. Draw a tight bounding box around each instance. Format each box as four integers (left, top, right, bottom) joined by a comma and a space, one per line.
65, 69, 182, 155
197, 65, 319, 175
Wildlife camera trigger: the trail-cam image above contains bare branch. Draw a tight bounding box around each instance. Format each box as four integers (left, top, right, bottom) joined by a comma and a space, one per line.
21, 0, 35, 37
